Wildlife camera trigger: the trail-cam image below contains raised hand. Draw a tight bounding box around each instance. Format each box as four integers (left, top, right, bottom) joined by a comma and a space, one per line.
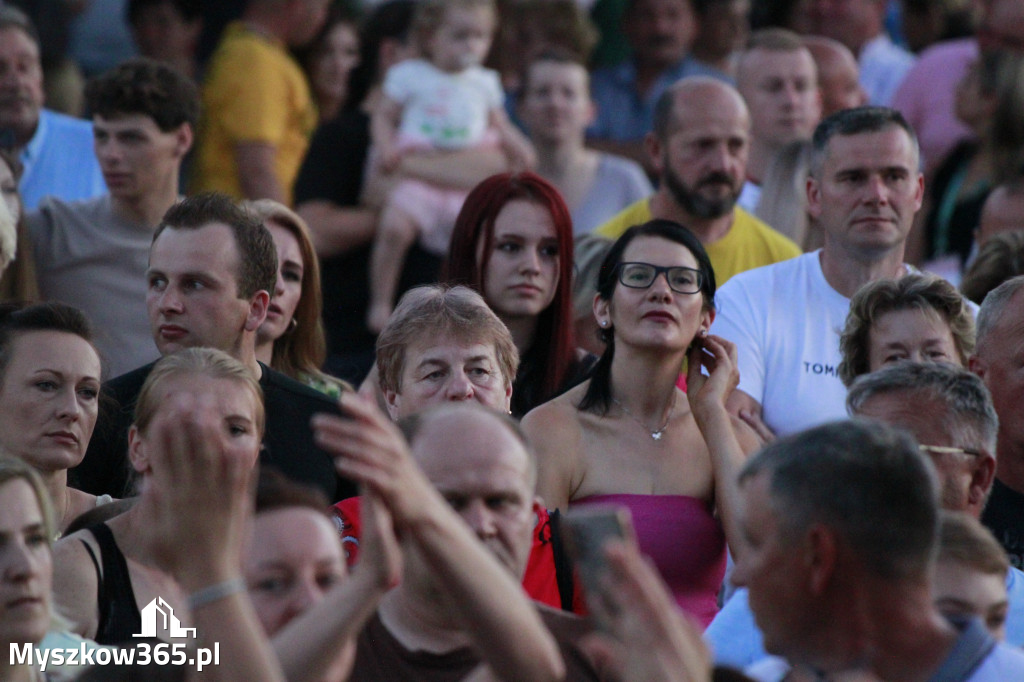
582, 539, 712, 682
311, 392, 440, 530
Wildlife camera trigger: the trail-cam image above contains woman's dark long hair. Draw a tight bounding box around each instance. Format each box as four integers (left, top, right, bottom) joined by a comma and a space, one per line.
444, 172, 576, 416
578, 220, 716, 415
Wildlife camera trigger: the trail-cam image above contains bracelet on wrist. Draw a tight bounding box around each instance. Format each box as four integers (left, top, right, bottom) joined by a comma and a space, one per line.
187, 578, 247, 611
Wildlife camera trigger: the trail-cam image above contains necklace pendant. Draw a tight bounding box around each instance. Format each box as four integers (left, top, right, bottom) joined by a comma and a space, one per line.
651, 431, 663, 441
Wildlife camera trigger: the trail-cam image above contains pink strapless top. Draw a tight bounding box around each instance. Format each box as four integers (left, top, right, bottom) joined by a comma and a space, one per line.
573, 493, 725, 627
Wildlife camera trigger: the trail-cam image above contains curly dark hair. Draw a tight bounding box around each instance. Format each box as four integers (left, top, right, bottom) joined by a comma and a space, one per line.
86, 57, 200, 132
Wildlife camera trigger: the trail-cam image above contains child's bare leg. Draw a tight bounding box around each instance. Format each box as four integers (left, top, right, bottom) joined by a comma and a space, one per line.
367, 203, 419, 334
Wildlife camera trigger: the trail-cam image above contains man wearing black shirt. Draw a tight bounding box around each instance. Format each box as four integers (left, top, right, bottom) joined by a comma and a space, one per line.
73, 193, 353, 501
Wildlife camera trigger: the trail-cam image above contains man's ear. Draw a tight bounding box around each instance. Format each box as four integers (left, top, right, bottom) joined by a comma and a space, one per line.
805, 524, 838, 596
245, 290, 271, 332
384, 389, 401, 421
968, 453, 997, 510
175, 123, 194, 157
968, 354, 987, 381
806, 175, 822, 219
644, 132, 663, 174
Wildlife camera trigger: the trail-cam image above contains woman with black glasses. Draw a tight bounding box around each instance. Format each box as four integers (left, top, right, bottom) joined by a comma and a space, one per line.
523, 219, 758, 627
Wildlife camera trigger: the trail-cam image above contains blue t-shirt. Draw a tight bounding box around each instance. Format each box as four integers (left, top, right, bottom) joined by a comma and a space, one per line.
19, 109, 106, 210
588, 55, 731, 143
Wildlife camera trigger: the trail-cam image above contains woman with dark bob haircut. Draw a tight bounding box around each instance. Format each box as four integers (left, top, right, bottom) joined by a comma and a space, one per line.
445, 172, 592, 416
522, 219, 757, 626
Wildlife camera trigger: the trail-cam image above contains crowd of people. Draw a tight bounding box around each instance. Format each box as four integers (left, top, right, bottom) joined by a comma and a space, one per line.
2, 0, 1024, 680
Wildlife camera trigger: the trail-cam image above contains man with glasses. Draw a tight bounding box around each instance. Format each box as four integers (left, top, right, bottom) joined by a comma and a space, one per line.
714, 106, 924, 437
594, 76, 801, 286
708, 362, 1024, 671
970, 275, 1024, 569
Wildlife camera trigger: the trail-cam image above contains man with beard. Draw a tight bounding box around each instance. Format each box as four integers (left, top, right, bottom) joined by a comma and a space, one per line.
714, 106, 924, 437
595, 77, 800, 285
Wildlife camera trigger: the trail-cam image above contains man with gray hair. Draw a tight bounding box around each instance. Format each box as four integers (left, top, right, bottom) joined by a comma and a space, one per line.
848, 362, 998, 516
708, 362, 1024, 668
714, 106, 923, 437
0, 6, 104, 208
971, 275, 1024, 569
732, 419, 1024, 679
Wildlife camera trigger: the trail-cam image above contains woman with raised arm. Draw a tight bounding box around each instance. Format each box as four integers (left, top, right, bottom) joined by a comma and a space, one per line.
522, 220, 757, 627
52, 348, 264, 645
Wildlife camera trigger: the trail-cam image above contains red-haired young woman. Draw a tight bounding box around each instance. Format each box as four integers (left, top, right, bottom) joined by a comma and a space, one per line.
445, 172, 592, 416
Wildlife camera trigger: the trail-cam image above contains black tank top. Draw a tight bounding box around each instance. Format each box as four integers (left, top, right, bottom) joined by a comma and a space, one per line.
80, 522, 142, 645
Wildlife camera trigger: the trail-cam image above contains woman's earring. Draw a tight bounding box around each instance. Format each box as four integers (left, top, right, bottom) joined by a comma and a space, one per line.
700, 328, 708, 337
289, 318, 298, 331
600, 320, 608, 327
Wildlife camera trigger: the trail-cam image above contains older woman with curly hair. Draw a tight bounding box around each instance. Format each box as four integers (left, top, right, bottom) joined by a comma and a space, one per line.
838, 273, 975, 387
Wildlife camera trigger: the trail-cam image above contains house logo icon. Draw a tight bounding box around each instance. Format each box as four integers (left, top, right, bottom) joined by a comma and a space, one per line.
134, 597, 197, 639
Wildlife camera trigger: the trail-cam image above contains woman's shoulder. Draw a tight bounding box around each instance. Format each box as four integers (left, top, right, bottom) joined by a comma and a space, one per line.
522, 386, 587, 436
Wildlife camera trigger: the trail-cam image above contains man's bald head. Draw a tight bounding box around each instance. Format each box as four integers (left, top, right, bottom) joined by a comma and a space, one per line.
977, 179, 1024, 246
803, 35, 868, 116
653, 76, 750, 140
400, 403, 540, 578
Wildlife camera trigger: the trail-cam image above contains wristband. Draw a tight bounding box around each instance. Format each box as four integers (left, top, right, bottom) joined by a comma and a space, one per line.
187, 578, 247, 611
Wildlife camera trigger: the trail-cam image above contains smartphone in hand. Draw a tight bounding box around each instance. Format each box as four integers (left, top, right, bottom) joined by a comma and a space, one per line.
561, 506, 634, 627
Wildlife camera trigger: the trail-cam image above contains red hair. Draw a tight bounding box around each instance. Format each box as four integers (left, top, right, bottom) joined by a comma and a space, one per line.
445, 172, 576, 411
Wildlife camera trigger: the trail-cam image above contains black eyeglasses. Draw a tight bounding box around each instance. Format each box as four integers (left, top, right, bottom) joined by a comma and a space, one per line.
616, 262, 703, 294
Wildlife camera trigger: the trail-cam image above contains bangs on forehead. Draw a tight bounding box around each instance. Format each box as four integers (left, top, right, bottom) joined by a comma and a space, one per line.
409, 325, 500, 364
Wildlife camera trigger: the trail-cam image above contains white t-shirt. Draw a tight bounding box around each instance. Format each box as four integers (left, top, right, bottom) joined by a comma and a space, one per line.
712, 250, 852, 437
383, 59, 503, 150
737, 181, 761, 214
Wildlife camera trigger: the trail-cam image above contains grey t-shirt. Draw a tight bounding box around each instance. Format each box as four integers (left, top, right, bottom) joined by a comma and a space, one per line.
28, 195, 160, 376
571, 154, 652, 235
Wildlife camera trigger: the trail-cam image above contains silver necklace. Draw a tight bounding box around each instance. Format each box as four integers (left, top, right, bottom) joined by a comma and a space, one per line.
612, 392, 676, 441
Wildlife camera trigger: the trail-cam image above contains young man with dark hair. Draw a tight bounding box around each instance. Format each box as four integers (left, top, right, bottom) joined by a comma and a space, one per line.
75, 192, 353, 503
27, 57, 199, 377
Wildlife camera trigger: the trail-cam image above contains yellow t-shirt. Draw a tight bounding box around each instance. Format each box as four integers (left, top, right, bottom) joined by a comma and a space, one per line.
594, 199, 802, 285
191, 23, 317, 204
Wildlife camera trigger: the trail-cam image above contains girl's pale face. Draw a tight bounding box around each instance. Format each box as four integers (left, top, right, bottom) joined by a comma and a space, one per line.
479, 200, 560, 322
258, 221, 305, 346
0, 479, 51, 647
428, 6, 495, 72
0, 331, 101, 473
245, 508, 345, 635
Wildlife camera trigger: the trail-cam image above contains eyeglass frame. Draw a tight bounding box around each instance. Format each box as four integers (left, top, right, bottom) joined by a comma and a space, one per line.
918, 444, 986, 459
615, 262, 704, 295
